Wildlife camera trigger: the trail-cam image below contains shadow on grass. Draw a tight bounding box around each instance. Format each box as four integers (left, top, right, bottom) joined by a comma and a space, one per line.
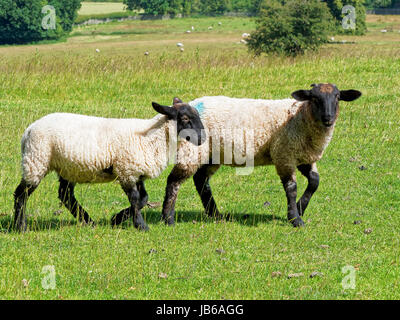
0, 215, 113, 233
143, 209, 288, 227
0, 209, 287, 233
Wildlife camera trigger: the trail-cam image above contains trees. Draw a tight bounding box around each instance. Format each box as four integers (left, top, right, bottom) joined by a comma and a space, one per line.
365, 0, 396, 8
123, 0, 261, 15
230, 0, 263, 13
123, 0, 184, 15
0, 0, 81, 45
247, 0, 334, 56
324, 0, 367, 35
199, 0, 229, 15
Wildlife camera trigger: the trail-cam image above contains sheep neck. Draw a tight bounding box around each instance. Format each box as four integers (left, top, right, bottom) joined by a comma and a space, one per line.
137, 115, 177, 165
297, 101, 335, 153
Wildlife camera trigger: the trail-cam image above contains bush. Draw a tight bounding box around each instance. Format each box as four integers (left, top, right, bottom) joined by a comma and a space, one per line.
0, 0, 81, 45
247, 0, 334, 57
325, 0, 367, 35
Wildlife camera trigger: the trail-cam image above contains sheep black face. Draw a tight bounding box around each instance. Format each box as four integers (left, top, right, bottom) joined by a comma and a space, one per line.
291, 83, 362, 128
152, 97, 206, 146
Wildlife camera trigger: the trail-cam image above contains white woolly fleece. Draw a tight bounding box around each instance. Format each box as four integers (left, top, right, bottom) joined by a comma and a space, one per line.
178, 96, 334, 178
21, 112, 173, 187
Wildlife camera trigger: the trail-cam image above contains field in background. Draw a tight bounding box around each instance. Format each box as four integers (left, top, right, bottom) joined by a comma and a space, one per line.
78, 1, 126, 16
0, 15, 399, 299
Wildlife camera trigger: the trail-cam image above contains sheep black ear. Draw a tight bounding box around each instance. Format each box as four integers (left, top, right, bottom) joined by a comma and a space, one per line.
173, 97, 183, 105
291, 90, 312, 101
339, 90, 362, 102
152, 102, 178, 119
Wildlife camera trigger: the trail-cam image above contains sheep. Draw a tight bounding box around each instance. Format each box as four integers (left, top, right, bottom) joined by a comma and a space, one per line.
13, 98, 206, 232
160, 84, 362, 227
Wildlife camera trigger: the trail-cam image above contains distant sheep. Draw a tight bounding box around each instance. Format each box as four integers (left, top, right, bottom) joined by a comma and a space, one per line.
13, 98, 205, 232
161, 84, 362, 227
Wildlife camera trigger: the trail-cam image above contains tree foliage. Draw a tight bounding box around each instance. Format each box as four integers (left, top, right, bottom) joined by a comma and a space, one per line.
247, 0, 334, 56
123, 0, 183, 15
324, 0, 367, 35
0, 0, 81, 45
364, 0, 397, 8
123, 0, 262, 15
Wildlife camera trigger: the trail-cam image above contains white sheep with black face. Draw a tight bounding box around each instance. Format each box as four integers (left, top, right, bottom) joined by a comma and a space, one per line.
13, 98, 205, 232
160, 84, 362, 227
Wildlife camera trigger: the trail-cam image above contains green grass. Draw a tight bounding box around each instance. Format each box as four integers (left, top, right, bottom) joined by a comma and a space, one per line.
75, 1, 134, 25
78, 2, 126, 16
72, 16, 255, 36
0, 15, 399, 299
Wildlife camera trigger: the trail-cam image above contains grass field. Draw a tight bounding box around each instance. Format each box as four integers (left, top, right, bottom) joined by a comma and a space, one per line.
78, 2, 126, 16
0, 15, 399, 299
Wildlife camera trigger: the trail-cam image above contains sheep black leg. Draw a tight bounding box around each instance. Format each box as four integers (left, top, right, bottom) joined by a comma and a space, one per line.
118, 184, 148, 231
297, 164, 320, 216
281, 176, 305, 228
13, 179, 37, 232
111, 180, 148, 226
162, 167, 190, 226
111, 207, 130, 226
58, 177, 94, 225
193, 164, 223, 220
137, 180, 149, 209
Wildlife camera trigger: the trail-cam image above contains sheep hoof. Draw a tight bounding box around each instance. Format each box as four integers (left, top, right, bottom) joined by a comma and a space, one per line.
290, 217, 305, 228
163, 212, 175, 226
210, 213, 228, 223
13, 224, 27, 233
87, 220, 96, 228
135, 223, 149, 232
79, 218, 95, 227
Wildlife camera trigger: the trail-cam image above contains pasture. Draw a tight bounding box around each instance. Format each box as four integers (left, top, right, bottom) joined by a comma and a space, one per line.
0, 14, 399, 299
78, 1, 126, 16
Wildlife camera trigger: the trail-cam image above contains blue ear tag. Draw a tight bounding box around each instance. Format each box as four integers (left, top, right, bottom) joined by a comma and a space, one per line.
193, 102, 204, 115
